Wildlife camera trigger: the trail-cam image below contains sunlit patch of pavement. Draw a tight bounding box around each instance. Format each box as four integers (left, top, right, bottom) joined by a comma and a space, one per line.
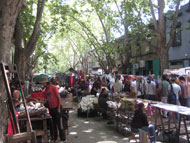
67, 106, 130, 143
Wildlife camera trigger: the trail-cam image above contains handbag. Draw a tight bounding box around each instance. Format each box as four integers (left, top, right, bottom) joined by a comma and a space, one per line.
168, 84, 176, 104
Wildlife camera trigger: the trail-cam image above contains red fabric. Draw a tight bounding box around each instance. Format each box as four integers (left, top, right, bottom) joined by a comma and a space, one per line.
31, 91, 45, 99
70, 76, 74, 87
131, 76, 136, 80
81, 72, 84, 79
128, 76, 131, 79
43, 85, 60, 108
123, 76, 127, 81
8, 111, 18, 135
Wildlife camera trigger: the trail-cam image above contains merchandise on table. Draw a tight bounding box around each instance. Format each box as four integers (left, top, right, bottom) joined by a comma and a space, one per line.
119, 98, 135, 112
19, 102, 48, 118
106, 101, 121, 109
119, 98, 135, 111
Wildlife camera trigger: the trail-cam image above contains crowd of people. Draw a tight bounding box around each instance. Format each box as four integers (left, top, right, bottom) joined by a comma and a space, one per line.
72, 74, 190, 109
71, 73, 190, 137
9, 72, 190, 142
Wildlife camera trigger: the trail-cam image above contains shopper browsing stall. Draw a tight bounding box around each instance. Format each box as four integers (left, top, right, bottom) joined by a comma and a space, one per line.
41, 77, 66, 143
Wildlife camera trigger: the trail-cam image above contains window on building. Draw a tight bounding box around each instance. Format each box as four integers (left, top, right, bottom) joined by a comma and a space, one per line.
173, 22, 182, 47
178, 12, 183, 17
170, 61, 183, 66
186, 3, 190, 13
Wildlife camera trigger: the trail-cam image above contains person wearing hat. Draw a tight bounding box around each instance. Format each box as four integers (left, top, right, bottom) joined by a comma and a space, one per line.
41, 77, 66, 143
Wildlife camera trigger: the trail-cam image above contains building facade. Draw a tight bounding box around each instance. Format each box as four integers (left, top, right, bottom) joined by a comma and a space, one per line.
130, 38, 160, 77
114, 34, 160, 77
167, 2, 190, 69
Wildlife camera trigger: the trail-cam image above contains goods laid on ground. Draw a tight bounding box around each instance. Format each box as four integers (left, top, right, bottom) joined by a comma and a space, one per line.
78, 95, 98, 117
78, 95, 97, 111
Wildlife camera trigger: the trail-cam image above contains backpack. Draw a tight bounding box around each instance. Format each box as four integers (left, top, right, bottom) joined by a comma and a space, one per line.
168, 84, 176, 104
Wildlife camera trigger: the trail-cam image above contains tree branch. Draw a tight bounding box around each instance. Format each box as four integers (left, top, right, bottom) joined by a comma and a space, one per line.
166, 0, 180, 50
149, 0, 158, 31
96, 13, 109, 44
25, 0, 45, 58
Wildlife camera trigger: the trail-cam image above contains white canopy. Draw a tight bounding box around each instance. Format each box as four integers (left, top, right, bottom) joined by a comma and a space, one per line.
163, 67, 190, 76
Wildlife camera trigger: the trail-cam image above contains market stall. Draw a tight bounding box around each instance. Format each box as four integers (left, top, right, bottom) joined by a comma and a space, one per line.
163, 67, 190, 76
1, 63, 36, 143
115, 98, 135, 135
61, 93, 73, 135
151, 102, 190, 142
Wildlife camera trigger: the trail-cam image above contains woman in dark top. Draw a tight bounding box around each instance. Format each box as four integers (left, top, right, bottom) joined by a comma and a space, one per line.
98, 88, 109, 119
131, 102, 149, 133
98, 88, 109, 109
91, 78, 100, 96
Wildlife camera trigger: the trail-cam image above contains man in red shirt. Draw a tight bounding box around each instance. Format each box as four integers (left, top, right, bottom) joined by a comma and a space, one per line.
41, 77, 66, 142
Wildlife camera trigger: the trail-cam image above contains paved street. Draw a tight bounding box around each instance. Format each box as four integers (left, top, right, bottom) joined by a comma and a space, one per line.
66, 104, 189, 143
67, 105, 131, 143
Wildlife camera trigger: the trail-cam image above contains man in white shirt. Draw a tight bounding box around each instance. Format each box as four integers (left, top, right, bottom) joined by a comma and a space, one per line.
145, 76, 156, 100
113, 78, 122, 93
169, 78, 181, 105
130, 76, 137, 93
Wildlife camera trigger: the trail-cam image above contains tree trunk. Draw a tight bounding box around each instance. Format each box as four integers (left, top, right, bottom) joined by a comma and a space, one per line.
14, 0, 45, 81
150, 0, 180, 76
26, 59, 34, 80
14, 15, 26, 80
159, 46, 169, 75
0, 0, 24, 142
14, 48, 27, 80
120, 64, 128, 74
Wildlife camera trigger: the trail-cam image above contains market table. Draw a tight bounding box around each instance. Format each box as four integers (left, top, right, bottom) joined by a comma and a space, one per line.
151, 102, 190, 142
20, 116, 52, 143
